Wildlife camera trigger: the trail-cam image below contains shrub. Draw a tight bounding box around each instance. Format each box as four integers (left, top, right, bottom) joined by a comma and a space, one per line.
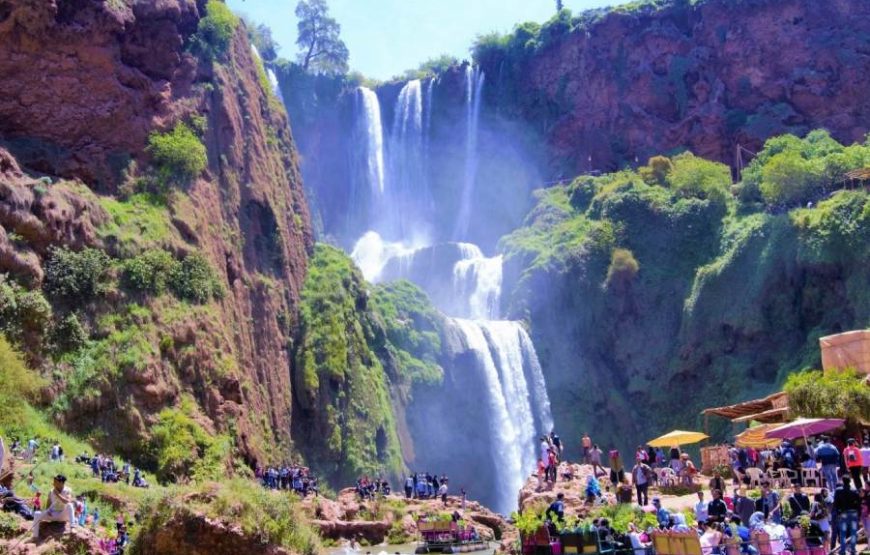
147, 123, 207, 188
605, 248, 639, 288
639, 155, 673, 185
169, 252, 224, 303
50, 313, 88, 354
667, 152, 732, 205
43, 247, 112, 301
192, 0, 239, 60
122, 250, 179, 295
148, 400, 217, 483
759, 151, 822, 206
784, 368, 870, 422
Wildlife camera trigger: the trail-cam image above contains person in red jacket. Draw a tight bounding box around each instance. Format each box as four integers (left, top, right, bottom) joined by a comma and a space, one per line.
844, 439, 863, 489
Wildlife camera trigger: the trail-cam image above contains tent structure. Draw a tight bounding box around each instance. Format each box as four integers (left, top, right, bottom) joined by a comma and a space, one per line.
764, 417, 845, 440
735, 424, 782, 449
648, 430, 709, 447
701, 392, 789, 425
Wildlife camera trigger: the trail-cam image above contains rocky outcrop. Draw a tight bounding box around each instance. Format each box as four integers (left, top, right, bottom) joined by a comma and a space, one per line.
0, 520, 104, 555
131, 512, 294, 555
301, 487, 514, 548
480, 0, 870, 176
0, 0, 312, 467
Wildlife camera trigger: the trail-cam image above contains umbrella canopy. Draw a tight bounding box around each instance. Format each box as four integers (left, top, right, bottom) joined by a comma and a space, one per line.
648, 430, 709, 447
735, 424, 782, 449
764, 417, 845, 440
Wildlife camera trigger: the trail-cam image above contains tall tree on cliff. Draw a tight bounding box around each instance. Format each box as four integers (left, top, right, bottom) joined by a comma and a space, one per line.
556, 0, 564, 11
295, 0, 349, 75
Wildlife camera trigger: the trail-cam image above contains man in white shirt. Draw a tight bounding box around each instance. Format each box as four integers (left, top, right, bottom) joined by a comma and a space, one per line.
32, 475, 75, 539
694, 490, 709, 524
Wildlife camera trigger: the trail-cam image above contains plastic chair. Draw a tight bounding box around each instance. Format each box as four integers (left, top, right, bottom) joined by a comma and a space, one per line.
745, 468, 764, 489
801, 467, 819, 487
778, 468, 798, 487
659, 468, 678, 487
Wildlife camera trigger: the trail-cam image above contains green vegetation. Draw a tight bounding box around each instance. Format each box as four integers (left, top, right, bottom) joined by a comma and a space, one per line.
785, 369, 870, 422
43, 247, 112, 301
167, 252, 224, 303
191, 0, 239, 60
0, 335, 45, 428
371, 280, 444, 386
148, 397, 230, 483
740, 130, 870, 207
121, 249, 177, 294
131, 479, 321, 555
501, 129, 870, 458
295, 0, 349, 75
0, 275, 52, 351
147, 123, 208, 189
294, 244, 405, 484
98, 193, 177, 256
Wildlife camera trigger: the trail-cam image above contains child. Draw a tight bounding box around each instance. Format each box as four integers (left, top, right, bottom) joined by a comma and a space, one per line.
31, 491, 41, 511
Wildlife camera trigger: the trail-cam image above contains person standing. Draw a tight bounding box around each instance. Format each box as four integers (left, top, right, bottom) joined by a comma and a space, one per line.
843, 439, 863, 489
582, 433, 592, 464
631, 459, 652, 506
816, 436, 841, 491
33, 475, 75, 539
733, 488, 755, 528
609, 446, 625, 485
694, 490, 709, 525
860, 441, 870, 484
550, 430, 562, 456
755, 482, 781, 524
833, 476, 860, 555
589, 444, 604, 478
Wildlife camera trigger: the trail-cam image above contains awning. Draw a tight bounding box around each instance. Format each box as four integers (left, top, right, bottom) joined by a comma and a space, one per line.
702, 391, 789, 422
731, 406, 790, 424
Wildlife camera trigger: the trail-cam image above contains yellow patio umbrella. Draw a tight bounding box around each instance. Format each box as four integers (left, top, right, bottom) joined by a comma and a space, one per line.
735, 424, 781, 449
648, 430, 709, 447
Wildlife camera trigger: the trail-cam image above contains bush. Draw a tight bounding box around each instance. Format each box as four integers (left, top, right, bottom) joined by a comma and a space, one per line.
784, 368, 870, 422
122, 250, 179, 295
43, 247, 112, 301
169, 252, 224, 303
667, 152, 732, 205
759, 151, 822, 206
148, 400, 217, 483
147, 123, 207, 188
50, 313, 88, 354
639, 155, 673, 185
605, 248, 639, 288
192, 0, 239, 60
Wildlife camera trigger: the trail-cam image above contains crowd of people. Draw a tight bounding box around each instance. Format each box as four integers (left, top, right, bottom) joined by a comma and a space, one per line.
402, 473, 454, 505
533, 428, 870, 555
356, 475, 391, 499
257, 463, 319, 497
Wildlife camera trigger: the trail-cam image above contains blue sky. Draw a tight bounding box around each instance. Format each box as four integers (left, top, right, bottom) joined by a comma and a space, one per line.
227, 0, 618, 80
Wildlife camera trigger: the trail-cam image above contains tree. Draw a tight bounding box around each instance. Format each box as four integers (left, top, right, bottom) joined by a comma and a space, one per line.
295, 0, 349, 75
556, 0, 564, 11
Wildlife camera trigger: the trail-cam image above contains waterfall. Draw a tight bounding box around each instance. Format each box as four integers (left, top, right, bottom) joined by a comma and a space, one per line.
448, 318, 553, 514
250, 44, 283, 101
453, 253, 503, 320
454, 66, 485, 240
357, 87, 386, 196
350, 231, 418, 283
386, 80, 427, 240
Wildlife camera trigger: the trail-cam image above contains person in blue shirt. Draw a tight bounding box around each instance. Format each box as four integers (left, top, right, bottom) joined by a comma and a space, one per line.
816, 436, 842, 491
652, 497, 671, 528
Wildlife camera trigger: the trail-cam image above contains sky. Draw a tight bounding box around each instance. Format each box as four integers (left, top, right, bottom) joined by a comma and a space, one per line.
226, 0, 619, 80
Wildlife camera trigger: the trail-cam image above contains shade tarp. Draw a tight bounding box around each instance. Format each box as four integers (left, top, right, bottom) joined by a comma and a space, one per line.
764, 417, 845, 440
648, 430, 709, 447
735, 424, 782, 448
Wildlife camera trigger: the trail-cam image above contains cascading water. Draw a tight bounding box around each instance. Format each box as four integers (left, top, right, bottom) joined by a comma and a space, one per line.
345, 72, 552, 514
250, 44, 283, 101
454, 65, 485, 240
387, 79, 428, 240
357, 87, 386, 197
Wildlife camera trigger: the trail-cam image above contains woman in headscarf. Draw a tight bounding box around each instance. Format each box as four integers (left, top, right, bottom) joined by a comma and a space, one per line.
748, 512, 766, 531
586, 475, 602, 503
672, 512, 691, 532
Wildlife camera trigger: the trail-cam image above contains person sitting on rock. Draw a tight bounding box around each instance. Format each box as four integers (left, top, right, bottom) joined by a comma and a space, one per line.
32, 474, 75, 540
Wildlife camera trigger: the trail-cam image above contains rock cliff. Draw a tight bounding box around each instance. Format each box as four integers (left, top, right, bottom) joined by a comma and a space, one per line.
0, 0, 312, 469
476, 0, 870, 177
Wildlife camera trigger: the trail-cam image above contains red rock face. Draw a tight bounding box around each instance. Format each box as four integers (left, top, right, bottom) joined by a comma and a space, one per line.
501, 0, 870, 175
0, 1, 312, 465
